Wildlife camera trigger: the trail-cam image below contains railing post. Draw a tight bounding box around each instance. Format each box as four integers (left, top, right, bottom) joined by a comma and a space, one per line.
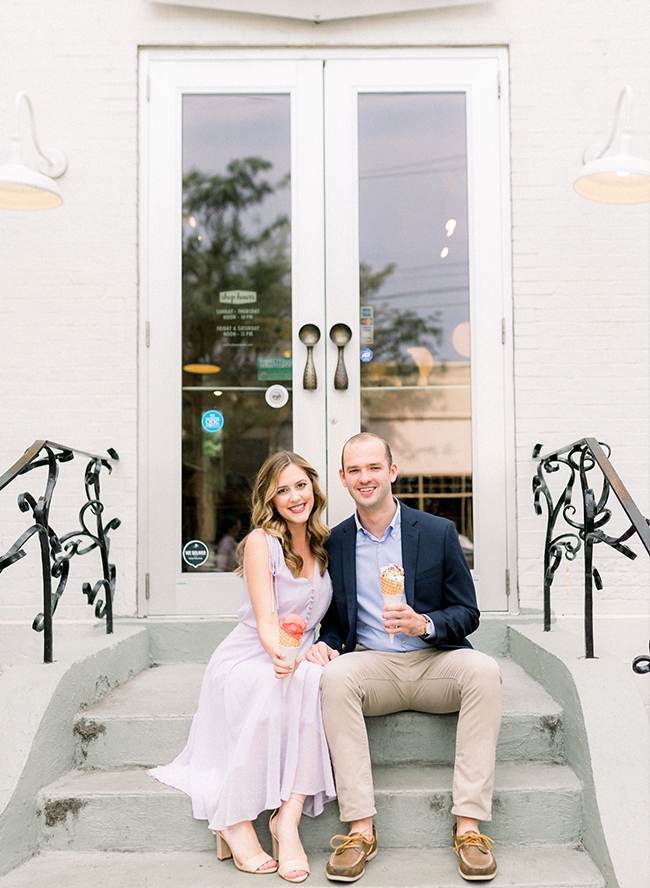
543, 515, 553, 633
583, 488, 595, 660
38, 521, 53, 664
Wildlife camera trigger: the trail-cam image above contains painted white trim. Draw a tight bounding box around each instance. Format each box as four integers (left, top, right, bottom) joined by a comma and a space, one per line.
150, 0, 484, 23
138, 50, 152, 618
495, 54, 518, 614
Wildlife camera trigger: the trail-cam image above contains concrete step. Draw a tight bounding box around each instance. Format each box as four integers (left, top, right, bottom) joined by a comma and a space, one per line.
74, 658, 565, 769
0, 848, 606, 888
38, 762, 582, 853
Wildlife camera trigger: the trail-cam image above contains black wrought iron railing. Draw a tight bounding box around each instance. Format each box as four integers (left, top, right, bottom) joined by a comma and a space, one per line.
633, 645, 650, 675
0, 441, 120, 663
533, 438, 650, 662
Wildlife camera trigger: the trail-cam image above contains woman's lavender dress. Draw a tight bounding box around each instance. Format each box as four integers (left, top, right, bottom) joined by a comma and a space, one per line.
148, 530, 336, 831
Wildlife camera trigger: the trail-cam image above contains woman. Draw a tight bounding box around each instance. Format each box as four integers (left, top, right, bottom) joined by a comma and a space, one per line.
149, 451, 337, 882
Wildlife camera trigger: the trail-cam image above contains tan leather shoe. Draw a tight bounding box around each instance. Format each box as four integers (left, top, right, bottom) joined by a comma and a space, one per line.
452, 824, 497, 881
325, 828, 378, 882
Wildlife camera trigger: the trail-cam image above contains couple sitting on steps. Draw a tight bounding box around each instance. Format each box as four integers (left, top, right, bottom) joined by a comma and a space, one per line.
150, 433, 502, 883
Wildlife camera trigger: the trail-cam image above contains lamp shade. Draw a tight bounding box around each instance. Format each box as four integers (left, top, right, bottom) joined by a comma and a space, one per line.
0, 95, 67, 210
574, 152, 650, 204
0, 160, 63, 209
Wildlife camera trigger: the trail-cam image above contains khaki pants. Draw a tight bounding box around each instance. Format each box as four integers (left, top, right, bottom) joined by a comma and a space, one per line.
320, 646, 502, 823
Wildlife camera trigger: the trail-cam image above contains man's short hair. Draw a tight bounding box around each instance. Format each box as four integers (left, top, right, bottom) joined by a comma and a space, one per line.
341, 433, 393, 471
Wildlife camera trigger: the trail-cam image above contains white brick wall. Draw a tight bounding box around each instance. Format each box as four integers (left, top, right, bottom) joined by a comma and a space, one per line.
0, 0, 647, 629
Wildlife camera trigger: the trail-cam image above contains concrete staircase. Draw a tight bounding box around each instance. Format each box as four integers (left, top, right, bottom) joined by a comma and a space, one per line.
1, 647, 606, 887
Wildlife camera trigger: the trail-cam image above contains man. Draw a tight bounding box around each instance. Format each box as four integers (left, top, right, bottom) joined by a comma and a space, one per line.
306, 433, 502, 882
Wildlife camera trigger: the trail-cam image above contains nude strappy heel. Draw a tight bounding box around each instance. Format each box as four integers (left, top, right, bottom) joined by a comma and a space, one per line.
216, 830, 277, 874
269, 795, 310, 883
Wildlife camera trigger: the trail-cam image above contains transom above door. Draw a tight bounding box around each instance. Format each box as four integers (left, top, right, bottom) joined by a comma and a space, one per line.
140, 49, 513, 616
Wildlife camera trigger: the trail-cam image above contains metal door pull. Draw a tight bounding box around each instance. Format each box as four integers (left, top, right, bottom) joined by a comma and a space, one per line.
298, 324, 320, 390
330, 323, 352, 390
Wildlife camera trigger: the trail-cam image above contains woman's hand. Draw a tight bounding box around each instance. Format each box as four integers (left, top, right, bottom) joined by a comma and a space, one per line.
382, 601, 429, 638
272, 648, 295, 680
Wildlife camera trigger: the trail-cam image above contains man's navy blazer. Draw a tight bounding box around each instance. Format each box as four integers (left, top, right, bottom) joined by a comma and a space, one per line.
318, 502, 479, 653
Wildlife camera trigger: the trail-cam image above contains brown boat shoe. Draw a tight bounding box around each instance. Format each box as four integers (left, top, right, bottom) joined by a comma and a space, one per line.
325, 828, 378, 882
452, 824, 497, 881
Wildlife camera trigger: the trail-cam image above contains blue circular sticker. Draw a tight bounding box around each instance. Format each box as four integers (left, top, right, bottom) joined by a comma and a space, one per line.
360, 348, 374, 363
201, 410, 224, 432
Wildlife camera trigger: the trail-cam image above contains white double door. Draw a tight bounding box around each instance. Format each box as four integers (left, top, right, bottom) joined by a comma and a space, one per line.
140, 49, 513, 616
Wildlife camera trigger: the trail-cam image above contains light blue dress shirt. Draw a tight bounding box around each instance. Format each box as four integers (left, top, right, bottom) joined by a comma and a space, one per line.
354, 501, 435, 652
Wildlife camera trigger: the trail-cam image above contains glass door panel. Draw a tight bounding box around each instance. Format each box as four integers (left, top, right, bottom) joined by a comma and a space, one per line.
181, 94, 292, 572
357, 92, 473, 565
323, 57, 510, 609
144, 57, 325, 614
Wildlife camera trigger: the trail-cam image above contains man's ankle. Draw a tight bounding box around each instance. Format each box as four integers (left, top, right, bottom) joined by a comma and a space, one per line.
456, 816, 480, 836
349, 818, 374, 841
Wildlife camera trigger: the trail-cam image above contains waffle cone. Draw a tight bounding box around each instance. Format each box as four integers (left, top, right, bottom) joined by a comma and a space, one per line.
380, 575, 404, 597
279, 635, 301, 696
279, 627, 301, 648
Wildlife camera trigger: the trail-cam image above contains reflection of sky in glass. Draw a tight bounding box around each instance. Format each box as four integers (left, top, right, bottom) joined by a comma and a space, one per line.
358, 93, 468, 363
182, 94, 291, 226
181, 94, 292, 384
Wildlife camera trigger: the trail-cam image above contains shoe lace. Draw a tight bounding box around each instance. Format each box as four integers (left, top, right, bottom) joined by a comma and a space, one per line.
330, 833, 373, 852
454, 832, 494, 853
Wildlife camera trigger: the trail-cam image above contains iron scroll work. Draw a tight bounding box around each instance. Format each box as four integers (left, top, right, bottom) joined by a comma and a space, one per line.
533, 438, 650, 661
0, 441, 120, 663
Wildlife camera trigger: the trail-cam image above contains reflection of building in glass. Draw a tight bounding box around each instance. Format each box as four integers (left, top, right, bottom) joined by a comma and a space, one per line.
393, 475, 473, 567
363, 361, 472, 556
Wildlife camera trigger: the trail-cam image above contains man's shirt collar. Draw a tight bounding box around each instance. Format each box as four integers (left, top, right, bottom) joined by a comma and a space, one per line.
354, 497, 401, 541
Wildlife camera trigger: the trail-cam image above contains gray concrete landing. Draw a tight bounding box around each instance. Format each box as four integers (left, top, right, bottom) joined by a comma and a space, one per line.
0, 848, 606, 888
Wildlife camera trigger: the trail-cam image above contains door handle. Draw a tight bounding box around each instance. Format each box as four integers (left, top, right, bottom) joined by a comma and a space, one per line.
329, 323, 352, 390
298, 324, 320, 390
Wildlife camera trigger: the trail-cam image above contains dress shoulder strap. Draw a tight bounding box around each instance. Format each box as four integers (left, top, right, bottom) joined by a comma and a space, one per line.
254, 530, 283, 613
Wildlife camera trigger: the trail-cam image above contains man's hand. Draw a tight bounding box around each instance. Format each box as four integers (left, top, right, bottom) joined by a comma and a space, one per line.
301, 641, 341, 666
383, 601, 429, 638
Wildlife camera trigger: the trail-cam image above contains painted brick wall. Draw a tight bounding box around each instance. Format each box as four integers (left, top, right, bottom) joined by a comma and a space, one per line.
0, 0, 647, 628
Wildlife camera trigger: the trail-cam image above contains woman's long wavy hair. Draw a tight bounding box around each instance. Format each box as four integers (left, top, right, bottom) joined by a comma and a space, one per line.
236, 451, 329, 578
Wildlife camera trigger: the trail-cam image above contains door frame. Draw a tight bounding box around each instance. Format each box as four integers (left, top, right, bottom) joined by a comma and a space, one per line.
137, 46, 516, 617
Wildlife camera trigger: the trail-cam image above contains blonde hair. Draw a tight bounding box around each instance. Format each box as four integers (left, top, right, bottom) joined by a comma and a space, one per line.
236, 451, 329, 578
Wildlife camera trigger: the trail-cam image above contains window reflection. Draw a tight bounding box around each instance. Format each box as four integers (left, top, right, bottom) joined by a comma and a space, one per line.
181, 95, 292, 571
357, 92, 473, 559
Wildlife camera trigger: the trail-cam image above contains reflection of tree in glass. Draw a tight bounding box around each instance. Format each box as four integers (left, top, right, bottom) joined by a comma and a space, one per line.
181, 159, 293, 558
360, 261, 443, 381
182, 158, 291, 383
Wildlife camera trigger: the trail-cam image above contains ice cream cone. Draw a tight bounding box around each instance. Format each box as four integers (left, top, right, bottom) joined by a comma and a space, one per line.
278, 617, 305, 695
380, 564, 404, 646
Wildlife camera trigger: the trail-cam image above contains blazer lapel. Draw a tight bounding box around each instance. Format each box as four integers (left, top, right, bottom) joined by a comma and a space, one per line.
340, 518, 358, 628
400, 504, 420, 608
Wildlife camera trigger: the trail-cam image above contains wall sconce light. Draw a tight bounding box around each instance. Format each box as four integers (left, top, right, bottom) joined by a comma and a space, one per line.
574, 86, 650, 204
0, 92, 67, 210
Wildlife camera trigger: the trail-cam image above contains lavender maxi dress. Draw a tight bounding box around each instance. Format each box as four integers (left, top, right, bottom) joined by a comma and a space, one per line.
148, 531, 336, 831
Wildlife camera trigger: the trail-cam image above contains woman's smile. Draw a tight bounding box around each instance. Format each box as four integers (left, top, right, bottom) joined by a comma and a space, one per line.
273, 465, 314, 527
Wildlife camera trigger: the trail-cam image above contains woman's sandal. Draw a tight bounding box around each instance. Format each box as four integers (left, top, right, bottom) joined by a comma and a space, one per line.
269, 795, 310, 883
216, 830, 278, 874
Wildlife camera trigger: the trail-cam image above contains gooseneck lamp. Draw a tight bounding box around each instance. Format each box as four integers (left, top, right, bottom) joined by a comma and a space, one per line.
574, 86, 650, 205
0, 92, 67, 210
